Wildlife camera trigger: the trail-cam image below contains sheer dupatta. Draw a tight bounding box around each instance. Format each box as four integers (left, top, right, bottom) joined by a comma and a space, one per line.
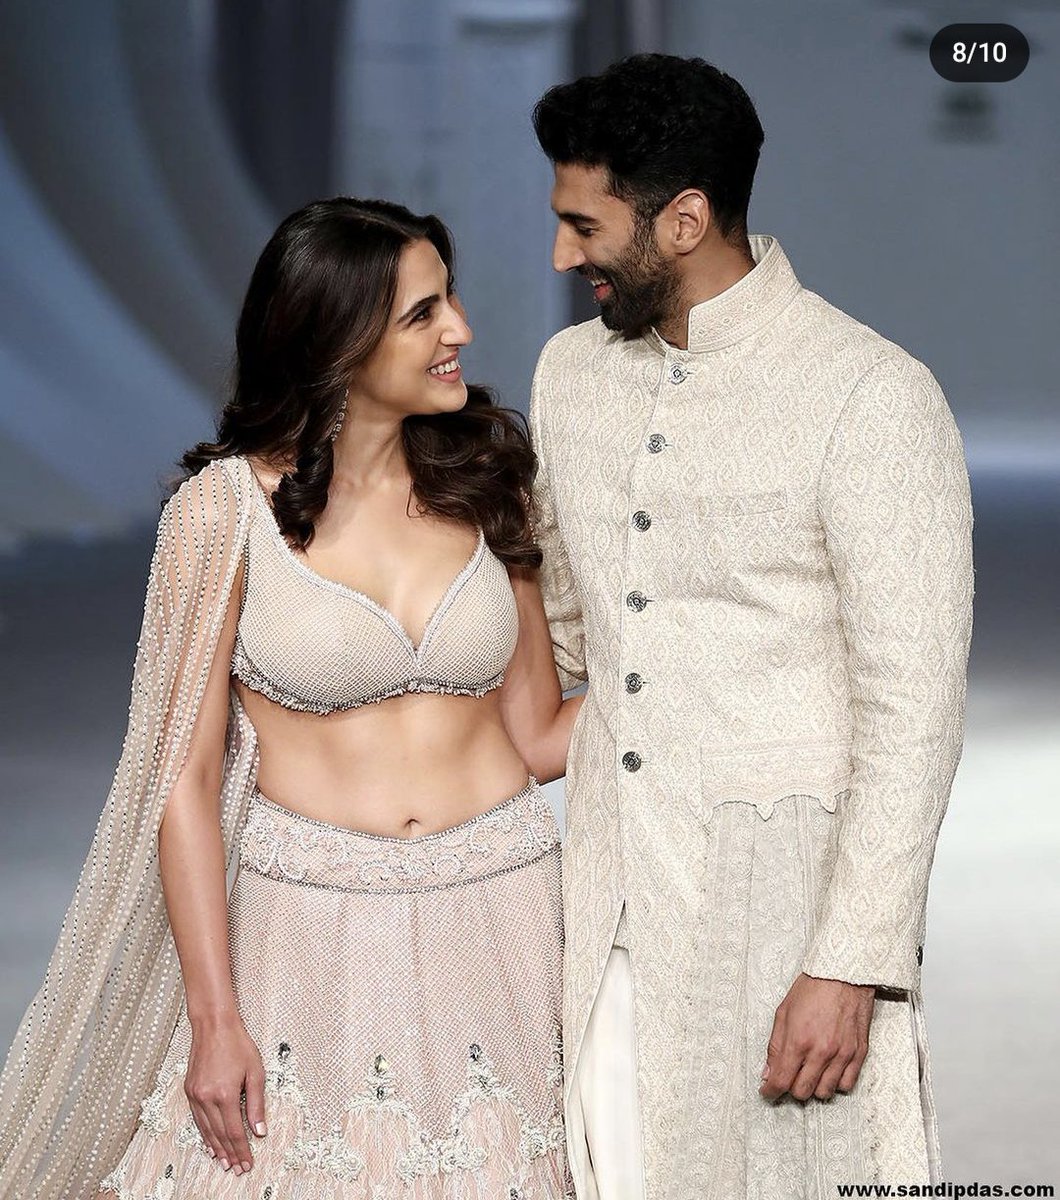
0, 455, 259, 1199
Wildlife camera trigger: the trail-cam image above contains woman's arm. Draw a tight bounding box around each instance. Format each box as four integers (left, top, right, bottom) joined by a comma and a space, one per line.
499, 567, 585, 785
158, 559, 266, 1178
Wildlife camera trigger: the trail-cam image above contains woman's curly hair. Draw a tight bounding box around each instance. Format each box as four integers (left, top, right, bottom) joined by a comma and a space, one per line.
533, 53, 764, 240
178, 197, 540, 569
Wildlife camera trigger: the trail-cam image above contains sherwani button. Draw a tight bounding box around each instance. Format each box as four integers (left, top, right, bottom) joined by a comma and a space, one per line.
646, 433, 667, 453
668, 364, 688, 384
632, 510, 652, 531
621, 751, 642, 772
624, 672, 643, 694
626, 591, 648, 612
916, 945, 924, 965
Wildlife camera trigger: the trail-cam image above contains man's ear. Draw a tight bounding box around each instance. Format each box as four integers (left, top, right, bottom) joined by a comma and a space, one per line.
659, 189, 711, 255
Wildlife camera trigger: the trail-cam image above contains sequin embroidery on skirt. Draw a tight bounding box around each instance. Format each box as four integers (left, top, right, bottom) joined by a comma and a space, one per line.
99, 778, 572, 1199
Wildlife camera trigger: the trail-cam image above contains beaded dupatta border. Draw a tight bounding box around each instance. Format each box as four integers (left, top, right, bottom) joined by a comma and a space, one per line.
0, 456, 259, 1199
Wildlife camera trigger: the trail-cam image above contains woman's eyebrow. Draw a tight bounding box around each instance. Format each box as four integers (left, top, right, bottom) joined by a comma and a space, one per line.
395, 293, 440, 323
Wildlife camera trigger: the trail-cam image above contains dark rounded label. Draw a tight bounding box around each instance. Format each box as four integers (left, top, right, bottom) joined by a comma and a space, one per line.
930, 24, 1029, 82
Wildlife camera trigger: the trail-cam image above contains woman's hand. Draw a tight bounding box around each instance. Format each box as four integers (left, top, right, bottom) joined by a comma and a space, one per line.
184, 1014, 267, 1175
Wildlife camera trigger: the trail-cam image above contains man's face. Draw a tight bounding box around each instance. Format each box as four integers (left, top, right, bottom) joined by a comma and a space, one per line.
549, 162, 682, 339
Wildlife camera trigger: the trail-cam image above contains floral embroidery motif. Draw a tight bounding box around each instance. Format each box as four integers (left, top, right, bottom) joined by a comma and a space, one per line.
449, 1042, 564, 1167
104, 1038, 568, 1194
464, 1041, 510, 1099
137, 1059, 187, 1137
239, 785, 559, 895
396, 1130, 445, 1180
174, 1115, 207, 1154
99, 1162, 177, 1200
98, 1164, 130, 1199
283, 1126, 365, 1182
546, 1022, 564, 1090
150, 1164, 177, 1200
347, 1051, 417, 1123
265, 1040, 309, 1110
266, 1039, 367, 1181
435, 1130, 489, 1175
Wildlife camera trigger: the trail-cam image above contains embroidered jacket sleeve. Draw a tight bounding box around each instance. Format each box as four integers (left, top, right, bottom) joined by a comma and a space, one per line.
529, 341, 588, 692
0, 458, 256, 1200
801, 355, 974, 992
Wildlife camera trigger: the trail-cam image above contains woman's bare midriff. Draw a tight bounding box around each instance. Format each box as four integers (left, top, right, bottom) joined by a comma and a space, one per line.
233, 680, 531, 837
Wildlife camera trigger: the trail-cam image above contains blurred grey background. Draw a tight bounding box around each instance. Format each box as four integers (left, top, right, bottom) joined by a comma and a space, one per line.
1, 0, 1057, 1186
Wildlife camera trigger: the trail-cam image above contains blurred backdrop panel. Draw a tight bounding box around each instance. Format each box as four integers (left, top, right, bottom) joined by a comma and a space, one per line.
0, 0, 1056, 1185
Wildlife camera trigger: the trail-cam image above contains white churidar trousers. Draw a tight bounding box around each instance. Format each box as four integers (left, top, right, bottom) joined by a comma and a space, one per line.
565, 941, 646, 1200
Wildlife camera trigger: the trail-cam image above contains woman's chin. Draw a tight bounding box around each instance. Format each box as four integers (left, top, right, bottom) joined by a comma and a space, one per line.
429, 380, 469, 413
395, 383, 470, 420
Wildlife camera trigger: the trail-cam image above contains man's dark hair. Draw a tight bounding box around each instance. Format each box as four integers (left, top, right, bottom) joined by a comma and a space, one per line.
533, 53, 764, 240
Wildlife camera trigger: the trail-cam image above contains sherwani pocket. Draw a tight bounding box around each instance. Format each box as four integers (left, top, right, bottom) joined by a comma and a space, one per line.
703, 488, 788, 517
697, 737, 853, 821
655, 487, 789, 534
654, 489, 805, 611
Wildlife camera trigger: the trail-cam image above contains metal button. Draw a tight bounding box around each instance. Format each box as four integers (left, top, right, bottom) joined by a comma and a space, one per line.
668, 363, 688, 385
625, 590, 648, 613
632, 510, 651, 532
621, 751, 642, 773
646, 433, 667, 454
624, 672, 643, 694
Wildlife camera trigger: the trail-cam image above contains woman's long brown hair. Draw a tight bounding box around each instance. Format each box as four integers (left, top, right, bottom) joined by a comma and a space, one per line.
178, 197, 540, 568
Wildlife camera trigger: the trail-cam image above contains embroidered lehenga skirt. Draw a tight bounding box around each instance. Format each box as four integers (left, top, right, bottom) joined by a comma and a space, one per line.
100, 779, 572, 1199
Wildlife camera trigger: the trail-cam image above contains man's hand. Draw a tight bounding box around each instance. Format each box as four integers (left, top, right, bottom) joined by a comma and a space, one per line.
759, 973, 875, 1102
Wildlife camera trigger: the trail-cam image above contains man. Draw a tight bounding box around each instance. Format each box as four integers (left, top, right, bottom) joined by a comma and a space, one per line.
528, 54, 973, 1200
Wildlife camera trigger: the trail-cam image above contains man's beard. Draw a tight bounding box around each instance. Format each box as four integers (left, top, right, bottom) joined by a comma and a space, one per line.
591, 217, 683, 340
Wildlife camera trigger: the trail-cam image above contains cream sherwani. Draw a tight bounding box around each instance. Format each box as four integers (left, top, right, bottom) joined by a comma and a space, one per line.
529, 236, 974, 1200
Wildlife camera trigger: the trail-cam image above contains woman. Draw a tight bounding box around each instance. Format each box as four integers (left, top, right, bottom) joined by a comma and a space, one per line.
0, 199, 582, 1198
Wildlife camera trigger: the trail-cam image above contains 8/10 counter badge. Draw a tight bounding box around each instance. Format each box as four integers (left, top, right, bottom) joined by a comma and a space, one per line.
930, 24, 1029, 82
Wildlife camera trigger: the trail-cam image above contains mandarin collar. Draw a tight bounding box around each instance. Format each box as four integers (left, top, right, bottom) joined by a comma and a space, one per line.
646, 235, 801, 357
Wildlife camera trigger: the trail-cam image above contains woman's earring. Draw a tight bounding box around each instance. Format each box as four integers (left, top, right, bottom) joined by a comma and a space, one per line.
330, 389, 348, 442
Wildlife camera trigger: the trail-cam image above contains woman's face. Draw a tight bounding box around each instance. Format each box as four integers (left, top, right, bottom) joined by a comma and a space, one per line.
351, 238, 473, 419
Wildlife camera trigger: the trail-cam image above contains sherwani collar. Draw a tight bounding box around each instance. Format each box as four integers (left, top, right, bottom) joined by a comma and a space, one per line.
646, 234, 801, 356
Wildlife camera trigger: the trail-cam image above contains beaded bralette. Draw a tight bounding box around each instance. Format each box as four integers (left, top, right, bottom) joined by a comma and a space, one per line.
231, 463, 519, 714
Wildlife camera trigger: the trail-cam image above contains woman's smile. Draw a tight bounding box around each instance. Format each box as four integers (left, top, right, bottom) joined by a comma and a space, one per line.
427, 352, 462, 382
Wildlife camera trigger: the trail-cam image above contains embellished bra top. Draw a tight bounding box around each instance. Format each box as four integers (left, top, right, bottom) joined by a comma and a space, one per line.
230, 464, 519, 714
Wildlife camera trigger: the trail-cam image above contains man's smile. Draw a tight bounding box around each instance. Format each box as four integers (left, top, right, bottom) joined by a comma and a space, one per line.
579, 266, 614, 303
